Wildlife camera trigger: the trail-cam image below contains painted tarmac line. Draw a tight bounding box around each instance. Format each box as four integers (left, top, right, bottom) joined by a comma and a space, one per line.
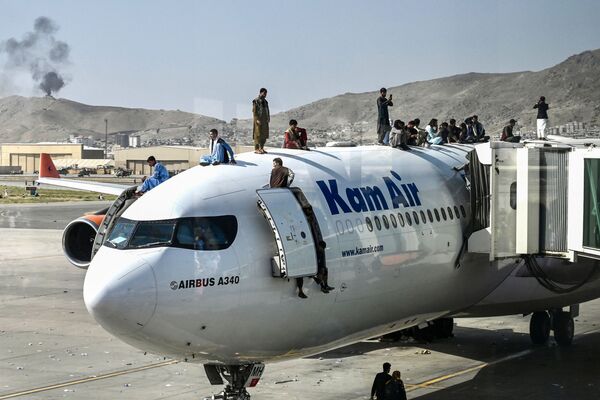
406, 326, 600, 392
2, 327, 600, 398
0, 360, 179, 399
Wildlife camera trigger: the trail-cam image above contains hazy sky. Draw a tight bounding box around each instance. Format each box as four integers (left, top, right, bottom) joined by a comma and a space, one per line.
1, 0, 599, 120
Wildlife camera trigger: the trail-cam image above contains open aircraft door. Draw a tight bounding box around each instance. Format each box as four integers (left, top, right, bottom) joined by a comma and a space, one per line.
256, 188, 318, 278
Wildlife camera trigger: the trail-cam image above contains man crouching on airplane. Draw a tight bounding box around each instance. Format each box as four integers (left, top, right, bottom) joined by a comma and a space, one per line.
136, 155, 169, 195
200, 129, 237, 166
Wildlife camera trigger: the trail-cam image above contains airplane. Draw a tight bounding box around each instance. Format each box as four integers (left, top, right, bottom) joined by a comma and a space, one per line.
35, 142, 600, 399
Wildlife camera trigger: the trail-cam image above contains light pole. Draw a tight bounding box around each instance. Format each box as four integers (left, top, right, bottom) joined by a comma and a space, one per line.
104, 119, 108, 159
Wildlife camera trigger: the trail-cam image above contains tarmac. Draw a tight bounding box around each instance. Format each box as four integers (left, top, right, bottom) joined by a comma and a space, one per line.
1, 202, 600, 399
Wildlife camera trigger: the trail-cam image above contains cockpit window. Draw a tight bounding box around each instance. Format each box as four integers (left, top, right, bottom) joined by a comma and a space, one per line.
106, 218, 136, 249
173, 216, 238, 250
128, 220, 176, 249
104, 215, 237, 251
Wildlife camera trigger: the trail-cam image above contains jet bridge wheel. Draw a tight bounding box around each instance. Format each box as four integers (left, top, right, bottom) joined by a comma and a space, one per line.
553, 311, 574, 347
529, 311, 551, 345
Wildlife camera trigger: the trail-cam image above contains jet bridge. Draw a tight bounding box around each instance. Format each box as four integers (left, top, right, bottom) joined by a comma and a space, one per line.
466, 140, 600, 263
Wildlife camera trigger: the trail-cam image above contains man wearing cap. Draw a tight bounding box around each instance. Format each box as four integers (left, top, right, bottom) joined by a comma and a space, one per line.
501, 119, 521, 143
533, 96, 549, 140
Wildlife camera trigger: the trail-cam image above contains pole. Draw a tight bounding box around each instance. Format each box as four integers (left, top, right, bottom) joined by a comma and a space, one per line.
104, 119, 108, 159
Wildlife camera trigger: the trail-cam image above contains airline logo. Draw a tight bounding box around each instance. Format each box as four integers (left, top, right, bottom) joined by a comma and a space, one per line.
317, 171, 421, 215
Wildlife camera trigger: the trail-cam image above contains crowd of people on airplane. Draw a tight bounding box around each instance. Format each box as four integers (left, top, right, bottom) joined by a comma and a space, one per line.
136, 87, 549, 194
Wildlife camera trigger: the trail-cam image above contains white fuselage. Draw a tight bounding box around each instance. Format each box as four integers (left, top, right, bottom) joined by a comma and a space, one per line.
82, 145, 600, 365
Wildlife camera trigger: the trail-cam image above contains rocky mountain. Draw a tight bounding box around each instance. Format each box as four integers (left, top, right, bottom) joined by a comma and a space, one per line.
1, 48, 598, 144
258, 48, 600, 138
0, 95, 225, 143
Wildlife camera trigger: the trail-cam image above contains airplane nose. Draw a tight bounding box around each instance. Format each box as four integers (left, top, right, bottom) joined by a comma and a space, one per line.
83, 256, 157, 336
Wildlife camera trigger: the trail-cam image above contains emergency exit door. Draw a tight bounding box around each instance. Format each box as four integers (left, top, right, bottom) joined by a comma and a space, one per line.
256, 188, 318, 278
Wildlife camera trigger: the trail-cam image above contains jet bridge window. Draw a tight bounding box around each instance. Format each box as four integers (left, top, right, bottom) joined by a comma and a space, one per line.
583, 159, 600, 249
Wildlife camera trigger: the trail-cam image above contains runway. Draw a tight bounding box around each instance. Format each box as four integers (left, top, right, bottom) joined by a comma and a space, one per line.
1, 203, 600, 399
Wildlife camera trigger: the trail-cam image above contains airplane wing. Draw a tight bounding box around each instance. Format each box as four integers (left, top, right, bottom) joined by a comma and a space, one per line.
37, 153, 133, 196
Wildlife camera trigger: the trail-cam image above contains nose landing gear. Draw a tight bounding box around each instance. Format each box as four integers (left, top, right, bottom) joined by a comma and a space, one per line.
203, 363, 265, 400
529, 307, 576, 346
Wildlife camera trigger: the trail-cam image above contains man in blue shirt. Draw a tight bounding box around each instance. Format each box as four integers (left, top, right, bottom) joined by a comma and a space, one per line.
137, 156, 169, 194
200, 129, 237, 166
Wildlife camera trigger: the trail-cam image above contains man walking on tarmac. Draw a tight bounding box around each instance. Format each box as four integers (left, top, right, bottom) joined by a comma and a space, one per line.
371, 362, 392, 399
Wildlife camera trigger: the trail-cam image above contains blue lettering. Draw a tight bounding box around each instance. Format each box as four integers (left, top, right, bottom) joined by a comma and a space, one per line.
401, 184, 415, 206
407, 183, 421, 206
346, 188, 368, 212
317, 180, 352, 215
360, 186, 388, 211
383, 177, 409, 208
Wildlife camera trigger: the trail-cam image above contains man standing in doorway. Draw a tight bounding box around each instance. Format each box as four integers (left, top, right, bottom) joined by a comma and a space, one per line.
253, 88, 270, 154
377, 88, 393, 145
534, 96, 549, 140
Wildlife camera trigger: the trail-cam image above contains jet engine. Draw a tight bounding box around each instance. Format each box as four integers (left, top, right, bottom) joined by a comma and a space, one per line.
62, 214, 105, 269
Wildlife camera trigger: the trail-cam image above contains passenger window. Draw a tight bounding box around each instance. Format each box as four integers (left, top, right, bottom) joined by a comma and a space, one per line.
382, 215, 390, 229
129, 220, 176, 248
405, 212, 412, 226
390, 214, 397, 228
434, 208, 440, 222
356, 218, 364, 232
427, 209, 433, 223
441, 207, 447, 221
374, 216, 382, 230
398, 213, 405, 227
336, 220, 345, 235
447, 207, 453, 219
413, 211, 420, 225
420, 210, 426, 224
346, 219, 354, 233
454, 206, 460, 219
366, 217, 373, 232
460, 205, 466, 218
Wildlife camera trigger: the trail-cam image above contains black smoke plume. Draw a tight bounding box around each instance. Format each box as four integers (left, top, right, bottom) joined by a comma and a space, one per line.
0, 16, 71, 96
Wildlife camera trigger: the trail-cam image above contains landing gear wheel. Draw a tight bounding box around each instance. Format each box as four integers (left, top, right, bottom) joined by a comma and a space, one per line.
529, 311, 551, 345
431, 318, 454, 338
553, 312, 574, 347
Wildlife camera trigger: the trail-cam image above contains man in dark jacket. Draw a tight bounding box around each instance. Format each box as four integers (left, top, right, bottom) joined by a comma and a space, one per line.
371, 362, 392, 399
377, 88, 393, 145
534, 96, 549, 140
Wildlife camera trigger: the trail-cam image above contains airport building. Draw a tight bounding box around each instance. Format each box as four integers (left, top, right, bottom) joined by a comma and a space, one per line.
113, 145, 255, 174
0, 143, 106, 173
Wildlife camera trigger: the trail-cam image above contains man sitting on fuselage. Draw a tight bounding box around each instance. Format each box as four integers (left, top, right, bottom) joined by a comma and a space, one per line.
200, 129, 237, 166
136, 156, 169, 194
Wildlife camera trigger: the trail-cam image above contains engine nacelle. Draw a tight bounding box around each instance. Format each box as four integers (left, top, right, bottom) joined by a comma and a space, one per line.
62, 215, 105, 269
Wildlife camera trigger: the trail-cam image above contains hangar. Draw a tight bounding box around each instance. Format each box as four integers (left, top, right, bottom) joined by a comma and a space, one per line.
0, 143, 105, 173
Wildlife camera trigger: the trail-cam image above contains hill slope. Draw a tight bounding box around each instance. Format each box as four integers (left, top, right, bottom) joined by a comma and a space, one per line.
260, 48, 600, 136
1, 49, 598, 144
0, 96, 225, 143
